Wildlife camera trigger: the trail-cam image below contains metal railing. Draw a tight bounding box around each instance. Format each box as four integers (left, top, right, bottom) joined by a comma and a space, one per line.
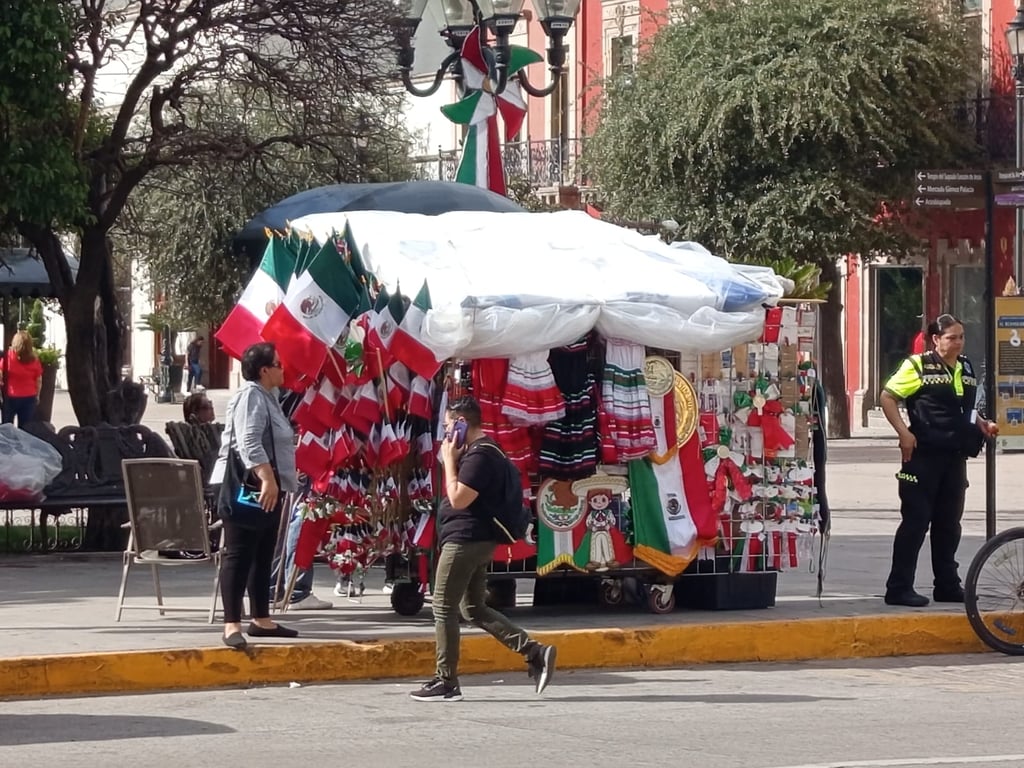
411, 137, 590, 187
409, 95, 1016, 190
954, 93, 1015, 163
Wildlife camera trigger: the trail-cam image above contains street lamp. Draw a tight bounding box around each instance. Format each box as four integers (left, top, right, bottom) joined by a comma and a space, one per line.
395, 0, 582, 98
1006, 6, 1024, 286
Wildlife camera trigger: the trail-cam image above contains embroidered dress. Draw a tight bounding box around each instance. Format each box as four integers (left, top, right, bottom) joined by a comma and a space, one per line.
538, 338, 599, 480
471, 358, 533, 474
501, 351, 566, 426
599, 338, 657, 461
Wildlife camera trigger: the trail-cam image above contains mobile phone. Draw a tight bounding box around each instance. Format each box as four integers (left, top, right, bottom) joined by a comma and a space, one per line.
449, 419, 468, 449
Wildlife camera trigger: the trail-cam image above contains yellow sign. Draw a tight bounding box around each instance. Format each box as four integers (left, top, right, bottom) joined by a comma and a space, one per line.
994, 296, 1024, 448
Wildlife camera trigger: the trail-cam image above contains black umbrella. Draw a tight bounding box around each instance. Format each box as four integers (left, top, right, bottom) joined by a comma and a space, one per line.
235, 181, 524, 252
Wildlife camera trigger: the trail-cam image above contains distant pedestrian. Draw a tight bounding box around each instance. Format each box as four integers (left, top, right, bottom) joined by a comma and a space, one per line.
410, 395, 555, 703
879, 313, 997, 607
186, 336, 204, 392
1, 331, 43, 428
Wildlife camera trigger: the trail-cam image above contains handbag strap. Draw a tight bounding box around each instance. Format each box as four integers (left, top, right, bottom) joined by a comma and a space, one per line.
228, 386, 279, 471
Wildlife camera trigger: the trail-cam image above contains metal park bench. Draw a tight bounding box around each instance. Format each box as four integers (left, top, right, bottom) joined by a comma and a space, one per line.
0, 423, 174, 551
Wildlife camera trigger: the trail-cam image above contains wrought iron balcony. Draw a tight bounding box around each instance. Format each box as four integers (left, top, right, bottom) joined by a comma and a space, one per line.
954, 93, 1015, 164
411, 137, 591, 188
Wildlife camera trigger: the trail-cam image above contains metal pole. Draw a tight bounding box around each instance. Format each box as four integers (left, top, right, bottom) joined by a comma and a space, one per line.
985, 172, 997, 540
1016, 74, 1024, 287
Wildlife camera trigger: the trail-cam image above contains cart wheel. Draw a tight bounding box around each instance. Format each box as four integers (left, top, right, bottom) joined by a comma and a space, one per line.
599, 579, 624, 606
390, 582, 425, 616
647, 585, 676, 614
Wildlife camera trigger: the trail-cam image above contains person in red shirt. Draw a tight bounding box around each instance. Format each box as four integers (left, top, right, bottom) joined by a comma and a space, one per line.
1, 331, 44, 427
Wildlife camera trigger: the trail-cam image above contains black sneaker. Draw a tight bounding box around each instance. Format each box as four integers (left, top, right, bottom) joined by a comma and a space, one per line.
409, 677, 463, 702
933, 586, 965, 603
884, 590, 929, 607
527, 644, 557, 694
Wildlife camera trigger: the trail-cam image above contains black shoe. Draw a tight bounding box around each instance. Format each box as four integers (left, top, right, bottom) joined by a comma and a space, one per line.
884, 590, 930, 607
222, 631, 247, 650
409, 676, 463, 702
247, 622, 299, 638
933, 587, 965, 603
527, 644, 557, 695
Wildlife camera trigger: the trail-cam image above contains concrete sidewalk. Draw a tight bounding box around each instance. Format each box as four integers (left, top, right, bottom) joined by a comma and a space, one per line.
2, 397, 1023, 698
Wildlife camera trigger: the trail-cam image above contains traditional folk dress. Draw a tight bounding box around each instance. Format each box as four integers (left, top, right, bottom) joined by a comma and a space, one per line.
501, 351, 566, 426
598, 338, 657, 461
471, 358, 533, 475
537, 339, 599, 480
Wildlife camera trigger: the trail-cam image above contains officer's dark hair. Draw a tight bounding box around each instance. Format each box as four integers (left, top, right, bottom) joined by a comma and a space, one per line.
927, 313, 962, 338
240, 342, 277, 382
446, 395, 482, 427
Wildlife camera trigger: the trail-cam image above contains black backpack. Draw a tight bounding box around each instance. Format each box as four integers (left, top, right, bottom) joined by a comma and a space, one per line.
468, 439, 530, 543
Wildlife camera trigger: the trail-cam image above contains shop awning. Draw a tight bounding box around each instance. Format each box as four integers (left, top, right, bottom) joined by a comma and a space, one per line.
0, 247, 79, 298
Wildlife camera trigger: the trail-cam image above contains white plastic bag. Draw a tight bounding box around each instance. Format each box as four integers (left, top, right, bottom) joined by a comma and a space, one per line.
0, 424, 63, 502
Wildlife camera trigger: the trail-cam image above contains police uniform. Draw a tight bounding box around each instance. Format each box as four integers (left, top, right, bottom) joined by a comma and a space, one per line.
883, 351, 979, 600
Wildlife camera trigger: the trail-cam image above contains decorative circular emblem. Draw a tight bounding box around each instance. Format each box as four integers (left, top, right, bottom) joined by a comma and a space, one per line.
717, 444, 731, 459
752, 393, 767, 410
666, 496, 681, 515
643, 355, 675, 397
264, 300, 278, 317
537, 479, 586, 533
380, 319, 394, 337
672, 372, 699, 446
300, 295, 324, 319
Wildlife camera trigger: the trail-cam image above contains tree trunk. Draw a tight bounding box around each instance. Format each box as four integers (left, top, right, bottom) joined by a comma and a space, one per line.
64, 226, 125, 426
820, 258, 851, 439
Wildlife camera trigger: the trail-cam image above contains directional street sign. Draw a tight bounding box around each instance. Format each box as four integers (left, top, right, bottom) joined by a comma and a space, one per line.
993, 168, 1024, 208
912, 169, 986, 210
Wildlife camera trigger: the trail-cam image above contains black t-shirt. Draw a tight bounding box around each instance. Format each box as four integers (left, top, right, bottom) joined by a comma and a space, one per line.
437, 438, 503, 545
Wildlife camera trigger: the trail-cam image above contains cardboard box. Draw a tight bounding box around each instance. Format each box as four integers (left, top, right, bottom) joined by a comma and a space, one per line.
794, 415, 810, 460
701, 352, 722, 380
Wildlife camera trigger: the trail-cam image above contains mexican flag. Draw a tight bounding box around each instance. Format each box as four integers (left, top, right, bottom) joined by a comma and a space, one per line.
364, 286, 405, 374
214, 235, 295, 360
261, 240, 363, 380
390, 279, 443, 380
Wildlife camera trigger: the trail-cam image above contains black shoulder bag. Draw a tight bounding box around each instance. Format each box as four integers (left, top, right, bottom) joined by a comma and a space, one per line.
217, 407, 280, 529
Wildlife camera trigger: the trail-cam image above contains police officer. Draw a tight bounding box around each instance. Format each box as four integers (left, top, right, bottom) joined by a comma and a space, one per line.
879, 313, 998, 607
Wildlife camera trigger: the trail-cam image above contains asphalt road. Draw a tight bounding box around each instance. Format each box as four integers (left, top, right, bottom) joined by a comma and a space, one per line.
1, 655, 1022, 767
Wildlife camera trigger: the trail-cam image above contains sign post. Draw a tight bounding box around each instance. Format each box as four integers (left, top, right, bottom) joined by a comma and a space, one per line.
914, 168, 994, 537
912, 169, 986, 210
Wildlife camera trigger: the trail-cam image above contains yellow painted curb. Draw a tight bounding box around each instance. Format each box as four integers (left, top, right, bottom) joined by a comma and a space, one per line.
0, 612, 988, 699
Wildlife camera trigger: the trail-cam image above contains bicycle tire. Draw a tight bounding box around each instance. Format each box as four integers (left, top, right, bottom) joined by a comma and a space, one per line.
964, 526, 1024, 655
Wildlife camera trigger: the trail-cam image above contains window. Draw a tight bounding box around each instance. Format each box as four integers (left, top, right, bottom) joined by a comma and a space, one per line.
610, 35, 634, 79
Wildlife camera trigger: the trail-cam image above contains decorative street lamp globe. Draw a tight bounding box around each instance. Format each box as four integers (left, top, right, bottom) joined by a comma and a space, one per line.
395, 0, 582, 98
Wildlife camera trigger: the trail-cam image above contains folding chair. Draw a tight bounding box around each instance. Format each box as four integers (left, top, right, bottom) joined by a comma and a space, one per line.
115, 458, 222, 623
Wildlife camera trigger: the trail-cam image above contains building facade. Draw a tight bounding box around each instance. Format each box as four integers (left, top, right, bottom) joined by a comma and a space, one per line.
403, 0, 1022, 432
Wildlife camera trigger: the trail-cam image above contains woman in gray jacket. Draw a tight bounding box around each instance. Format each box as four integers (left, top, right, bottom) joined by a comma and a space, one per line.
212, 342, 299, 649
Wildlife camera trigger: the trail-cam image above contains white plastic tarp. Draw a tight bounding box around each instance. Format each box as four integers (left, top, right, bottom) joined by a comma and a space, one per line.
288, 209, 781, 359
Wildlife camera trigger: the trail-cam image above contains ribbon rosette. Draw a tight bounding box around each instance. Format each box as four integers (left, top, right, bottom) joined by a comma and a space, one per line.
441, 26, 542, 196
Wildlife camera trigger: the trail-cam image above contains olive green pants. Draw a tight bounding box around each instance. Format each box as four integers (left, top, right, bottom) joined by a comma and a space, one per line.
433, 540, 535, 684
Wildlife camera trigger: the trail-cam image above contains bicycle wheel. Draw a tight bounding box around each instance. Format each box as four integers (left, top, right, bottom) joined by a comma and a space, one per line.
964, 526, 1024, 655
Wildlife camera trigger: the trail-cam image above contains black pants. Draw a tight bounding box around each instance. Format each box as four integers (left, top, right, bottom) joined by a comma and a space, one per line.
220, 518, 279, 623
885, 447, 967, 595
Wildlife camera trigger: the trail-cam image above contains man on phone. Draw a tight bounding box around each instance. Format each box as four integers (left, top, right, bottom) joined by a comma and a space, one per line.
410, 395, 556, 702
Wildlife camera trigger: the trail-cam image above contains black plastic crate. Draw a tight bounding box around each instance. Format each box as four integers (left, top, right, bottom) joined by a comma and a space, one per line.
676, 570, 778, 610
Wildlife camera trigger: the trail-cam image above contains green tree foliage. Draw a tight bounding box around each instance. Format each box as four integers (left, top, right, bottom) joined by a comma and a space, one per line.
118, 89, 415, 329
0, 0, 408, 425
26, 299, 46, 348
0, 2, 85, 231
586, 0, 979, 435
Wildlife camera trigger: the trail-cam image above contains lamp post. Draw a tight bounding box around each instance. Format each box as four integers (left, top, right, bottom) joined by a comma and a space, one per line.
395, 0, 582, 98
1006, 6, 1024, 288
